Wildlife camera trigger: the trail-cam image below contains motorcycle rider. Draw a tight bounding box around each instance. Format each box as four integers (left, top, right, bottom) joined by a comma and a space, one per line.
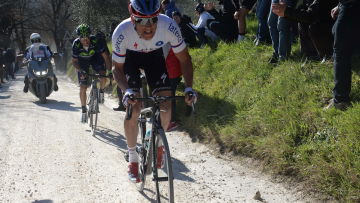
71, 24, 112, 123
23, 33, 59, 93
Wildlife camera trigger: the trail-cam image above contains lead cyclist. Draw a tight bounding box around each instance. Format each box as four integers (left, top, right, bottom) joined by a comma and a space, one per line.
112, 0, 198, 183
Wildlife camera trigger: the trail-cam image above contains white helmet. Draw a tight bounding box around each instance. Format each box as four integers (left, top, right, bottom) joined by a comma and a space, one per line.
3, 51, 6, 54
30, 33, 41, 43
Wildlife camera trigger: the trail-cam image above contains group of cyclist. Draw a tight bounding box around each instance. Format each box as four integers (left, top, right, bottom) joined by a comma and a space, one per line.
71, 0, 198, 183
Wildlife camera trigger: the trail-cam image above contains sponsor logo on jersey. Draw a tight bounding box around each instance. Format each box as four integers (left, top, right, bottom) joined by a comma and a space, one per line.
156, 41, 164, 46
134, 42, 138, 49
168, 23, 182, 43
115, 34, 125, 53
79, 50, 95, 57
92, 38, 98, 44
75, 42, 80, 48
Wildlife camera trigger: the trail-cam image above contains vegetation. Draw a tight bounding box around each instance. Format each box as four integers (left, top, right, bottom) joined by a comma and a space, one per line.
177, 18, 360, 202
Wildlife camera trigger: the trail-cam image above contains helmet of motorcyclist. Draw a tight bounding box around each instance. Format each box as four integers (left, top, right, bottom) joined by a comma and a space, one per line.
76, 24, 91, 37
195, 3, 205, 14
30, 33, 41, 43
129, 0, 161, 18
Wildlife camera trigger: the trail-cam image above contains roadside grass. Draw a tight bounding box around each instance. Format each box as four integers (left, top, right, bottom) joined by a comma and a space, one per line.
176, 17, 360, 202
64, 17, 360, 202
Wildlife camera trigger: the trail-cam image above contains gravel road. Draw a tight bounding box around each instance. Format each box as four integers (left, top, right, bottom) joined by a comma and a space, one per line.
0, 68, 321, 203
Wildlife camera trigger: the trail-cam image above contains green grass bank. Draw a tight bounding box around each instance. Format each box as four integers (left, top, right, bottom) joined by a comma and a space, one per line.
65, 18, 360, 202
180, 19, 360, 202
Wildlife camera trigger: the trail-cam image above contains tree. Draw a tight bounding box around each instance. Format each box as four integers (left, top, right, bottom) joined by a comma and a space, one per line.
33, 0, 72, 52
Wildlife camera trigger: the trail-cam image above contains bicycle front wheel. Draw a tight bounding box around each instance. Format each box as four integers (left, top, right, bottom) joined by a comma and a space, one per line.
87, 87, 94, 128
154, 129, 174, 203
135, 119, 147, 192
91, 89, 99, 136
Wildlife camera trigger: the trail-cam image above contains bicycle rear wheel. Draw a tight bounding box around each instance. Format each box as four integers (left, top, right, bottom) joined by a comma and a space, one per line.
154, 129, 174, 203
91, 89, 99, 136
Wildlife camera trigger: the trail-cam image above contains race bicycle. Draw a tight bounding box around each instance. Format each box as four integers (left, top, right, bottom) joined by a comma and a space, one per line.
86, 73, 112, 136
126, 94, 195, 203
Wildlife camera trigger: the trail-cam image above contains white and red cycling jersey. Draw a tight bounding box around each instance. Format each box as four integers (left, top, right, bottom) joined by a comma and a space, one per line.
111, 14, 187, 64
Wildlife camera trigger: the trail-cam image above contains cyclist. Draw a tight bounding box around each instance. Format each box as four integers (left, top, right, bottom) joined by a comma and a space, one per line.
72, 24, 112, 123
112, 0, 198, 183
23, 33, 59, 93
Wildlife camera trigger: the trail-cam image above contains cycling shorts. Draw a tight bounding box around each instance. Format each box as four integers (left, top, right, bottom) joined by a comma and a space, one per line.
77, 52, 106, 85
241, 0, 258, 10
123, 48, 171, 95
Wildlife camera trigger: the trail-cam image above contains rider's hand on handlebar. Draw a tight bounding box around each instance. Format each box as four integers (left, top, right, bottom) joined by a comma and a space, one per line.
122, 89, 137, 107
80, 70, 87, 79
184, 87, 198, 106
108, 71, 114, 81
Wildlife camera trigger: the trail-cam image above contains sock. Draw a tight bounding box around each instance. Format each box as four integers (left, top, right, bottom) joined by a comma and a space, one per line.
100, 88, 105, 93
237, 34, 245, 42
128, 146, 138, 163
82, 106, 87, 113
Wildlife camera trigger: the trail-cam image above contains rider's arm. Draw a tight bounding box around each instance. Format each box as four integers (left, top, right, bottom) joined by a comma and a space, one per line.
112, 60, 130, 91
174, 47, 193, 88
102, 52, 112, 72
72, 58, 82, 72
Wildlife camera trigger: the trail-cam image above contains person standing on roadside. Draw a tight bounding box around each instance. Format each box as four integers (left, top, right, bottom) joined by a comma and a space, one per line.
324, 0, 360, 110
4, 48, 15, 80
0, 48, 5, 85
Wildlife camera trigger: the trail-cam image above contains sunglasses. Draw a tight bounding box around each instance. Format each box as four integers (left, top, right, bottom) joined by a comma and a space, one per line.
133, 16, 158, 25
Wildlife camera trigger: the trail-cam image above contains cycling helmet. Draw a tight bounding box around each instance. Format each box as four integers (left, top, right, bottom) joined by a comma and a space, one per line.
30, 33, 41, 43
76, 24, 91, 37
129, 0, 161, 18
195, 3, 205, 13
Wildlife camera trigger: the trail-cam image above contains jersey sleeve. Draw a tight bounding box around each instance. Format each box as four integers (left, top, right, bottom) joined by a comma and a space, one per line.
112, 27, 127, 64
166, 19, 186, 53
72, 39, 80, 59
92, 36, 106, 54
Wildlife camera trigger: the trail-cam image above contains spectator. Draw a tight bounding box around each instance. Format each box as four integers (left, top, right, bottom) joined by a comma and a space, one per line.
268, 0, 297, 63
161, 0, 180, 18
188, 3, 219, 48
95, 29, 110, 55
109, 22, 118, 38
61, 46, 68, 70
234, 0, 257, 43
4, 48, 15, 80
272, 0, 338, 65
324, 0, 360, 110
255, 0, 272, 45
164, 44, 182, 131
0, 48, 5, 85
172, 11, 197, 47
205, 0, 239, 43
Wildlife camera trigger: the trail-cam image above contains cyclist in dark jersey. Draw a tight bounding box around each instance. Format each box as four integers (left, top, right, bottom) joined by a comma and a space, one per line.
72, 24, 112, 123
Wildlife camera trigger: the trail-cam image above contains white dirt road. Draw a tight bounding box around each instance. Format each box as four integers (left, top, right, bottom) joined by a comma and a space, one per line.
0, 68, 326, 203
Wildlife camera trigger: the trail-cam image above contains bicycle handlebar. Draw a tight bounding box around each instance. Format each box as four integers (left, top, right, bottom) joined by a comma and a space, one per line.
125, 94, 196, 120
86, 74, 113, 87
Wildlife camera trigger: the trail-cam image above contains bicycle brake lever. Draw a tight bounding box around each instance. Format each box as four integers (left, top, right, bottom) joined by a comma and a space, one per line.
126, 95, 134, 120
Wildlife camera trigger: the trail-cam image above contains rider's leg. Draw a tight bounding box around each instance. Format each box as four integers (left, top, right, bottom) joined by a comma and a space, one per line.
98, 70, 106, 89
154, 90, 172, 131
124, 91, 141, 158
80, 85, 87, 108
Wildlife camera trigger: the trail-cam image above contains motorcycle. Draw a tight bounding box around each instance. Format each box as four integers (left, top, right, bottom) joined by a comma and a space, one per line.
26, 57, 55, 104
